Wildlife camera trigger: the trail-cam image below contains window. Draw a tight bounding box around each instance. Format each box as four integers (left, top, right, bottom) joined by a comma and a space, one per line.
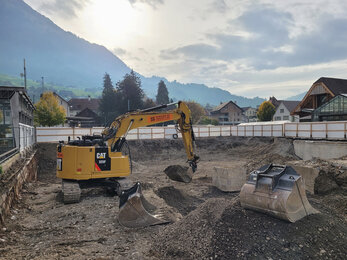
280, 109, 284, 113
283, 116, 289, 120
275, 116, 281, 121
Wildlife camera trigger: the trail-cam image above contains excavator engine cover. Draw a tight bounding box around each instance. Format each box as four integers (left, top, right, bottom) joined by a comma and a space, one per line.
118, 182, 169, 228
240, 164, 318, 223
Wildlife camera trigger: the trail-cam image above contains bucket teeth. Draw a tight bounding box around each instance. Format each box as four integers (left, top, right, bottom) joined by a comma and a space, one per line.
240, 164, 319, 223
118, 182, 170, 228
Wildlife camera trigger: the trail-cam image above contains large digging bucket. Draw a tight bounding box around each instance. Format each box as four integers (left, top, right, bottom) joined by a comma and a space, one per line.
240, 164, 318, 223
118, 182, 169, 228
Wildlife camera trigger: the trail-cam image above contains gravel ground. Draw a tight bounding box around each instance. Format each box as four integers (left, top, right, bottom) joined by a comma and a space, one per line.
0, 137, 345, 259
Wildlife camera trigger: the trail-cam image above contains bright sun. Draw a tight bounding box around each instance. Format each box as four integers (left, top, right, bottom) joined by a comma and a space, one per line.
82, 0, 143, 47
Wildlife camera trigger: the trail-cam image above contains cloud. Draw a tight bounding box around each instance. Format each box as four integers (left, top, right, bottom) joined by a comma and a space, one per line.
128, 0, 164, 9
39, 0, 90, 18
210, 0, 228, 13
113, 47, 127, 56
161, 5, 347, 71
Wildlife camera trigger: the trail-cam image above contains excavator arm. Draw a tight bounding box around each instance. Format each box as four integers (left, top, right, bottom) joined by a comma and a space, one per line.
101, 101, 199, 172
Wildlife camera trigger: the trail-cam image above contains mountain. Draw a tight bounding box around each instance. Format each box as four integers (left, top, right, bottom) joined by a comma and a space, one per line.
286, 92, 305, 101
0, 0, 264, 107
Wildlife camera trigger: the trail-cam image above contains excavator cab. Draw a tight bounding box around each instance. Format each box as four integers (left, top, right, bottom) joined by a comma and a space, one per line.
240, 164, 318, 222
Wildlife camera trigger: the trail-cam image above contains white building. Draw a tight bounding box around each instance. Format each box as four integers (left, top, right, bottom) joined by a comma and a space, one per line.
273, 101, 300, 122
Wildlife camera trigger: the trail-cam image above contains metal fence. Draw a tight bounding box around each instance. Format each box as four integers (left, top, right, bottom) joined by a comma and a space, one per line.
18, 123, 36, 152
36, 121, 347, 142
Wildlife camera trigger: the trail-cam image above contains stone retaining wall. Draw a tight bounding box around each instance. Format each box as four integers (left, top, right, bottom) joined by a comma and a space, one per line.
0, 151, 38, 225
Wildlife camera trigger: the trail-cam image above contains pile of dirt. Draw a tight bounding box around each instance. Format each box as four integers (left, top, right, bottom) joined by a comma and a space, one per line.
150, 198, 234, 259
313, 159, 347, 195
164, 165, 192, 183
211, 201, 346, 259
36, 143, 57, 182
155, 186, 203, 216
151, 197, 347, 259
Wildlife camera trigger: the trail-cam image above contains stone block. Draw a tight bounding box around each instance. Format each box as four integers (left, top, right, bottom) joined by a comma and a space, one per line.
212, 166, 246, 192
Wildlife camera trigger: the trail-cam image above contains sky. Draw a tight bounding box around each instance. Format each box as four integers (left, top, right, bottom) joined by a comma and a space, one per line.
24, 0, 347, 99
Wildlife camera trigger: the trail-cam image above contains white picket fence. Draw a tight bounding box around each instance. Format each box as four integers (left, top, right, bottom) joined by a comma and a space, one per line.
36, 121, 347, 142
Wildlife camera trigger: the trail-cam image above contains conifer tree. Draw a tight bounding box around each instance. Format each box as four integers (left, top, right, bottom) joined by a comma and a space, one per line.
156, 80, 169, 105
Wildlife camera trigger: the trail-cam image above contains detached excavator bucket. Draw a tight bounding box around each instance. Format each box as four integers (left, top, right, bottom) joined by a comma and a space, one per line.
118, 182, 169, 228
240, 164, 318, 223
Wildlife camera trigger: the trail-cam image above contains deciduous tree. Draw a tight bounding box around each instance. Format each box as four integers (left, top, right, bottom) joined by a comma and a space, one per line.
156, 80, 169, 105
186, 101, 206, 124
257, 101, 275, 121
34, 92, 65, 126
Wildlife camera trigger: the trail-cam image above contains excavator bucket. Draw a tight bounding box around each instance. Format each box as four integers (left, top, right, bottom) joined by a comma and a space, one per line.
240, 164, 318, 223
118, 182, 169, 228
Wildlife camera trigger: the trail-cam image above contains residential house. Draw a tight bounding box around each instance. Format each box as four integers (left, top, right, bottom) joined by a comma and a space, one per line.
292, 77, 347, 121
68, 97, 100, 116
0, 86, 35, 154
67, 108, 102, 127
273, 101, 300, 122
53, 92, 70, 117
242, 107, 257, 122
210, 101, 244, 125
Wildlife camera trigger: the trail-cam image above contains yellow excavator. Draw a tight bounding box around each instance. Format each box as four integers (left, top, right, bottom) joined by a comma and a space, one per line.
57, 101, 199, 228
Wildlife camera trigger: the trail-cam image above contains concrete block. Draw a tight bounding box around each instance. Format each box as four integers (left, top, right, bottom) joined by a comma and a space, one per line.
294, 140, 347, 160
212, 166, 246, 192
287, 162, 319, 194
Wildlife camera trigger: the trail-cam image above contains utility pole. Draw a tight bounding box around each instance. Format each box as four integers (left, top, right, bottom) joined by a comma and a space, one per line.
128, 99, 130, 111
23, 59, 27, 90
41, 76, 44, 94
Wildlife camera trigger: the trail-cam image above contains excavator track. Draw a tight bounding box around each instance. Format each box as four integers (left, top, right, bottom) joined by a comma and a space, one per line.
62, 180, 81, 204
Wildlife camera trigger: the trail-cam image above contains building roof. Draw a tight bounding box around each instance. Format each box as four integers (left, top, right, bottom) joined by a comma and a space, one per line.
269, 96, 281, 108
314, 77, 347, 95
0, 86, 35, 110
280, 100, 300, 113
68, 98, 100, 111
211, 101, 241, 112
53, 92, 68, 103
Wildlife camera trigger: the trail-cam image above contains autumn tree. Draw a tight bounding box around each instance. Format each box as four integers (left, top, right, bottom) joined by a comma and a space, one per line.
156, 80, 169, 105
186, 101, 206, 124
116, 70, 144, 114
99, 73, 119, 125
0, 110, 3, 123
257, 101, 276, 121
34, 92, 65, 126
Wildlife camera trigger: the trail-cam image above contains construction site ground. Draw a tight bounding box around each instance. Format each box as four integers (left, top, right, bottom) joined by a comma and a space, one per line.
0, 137, 346, 259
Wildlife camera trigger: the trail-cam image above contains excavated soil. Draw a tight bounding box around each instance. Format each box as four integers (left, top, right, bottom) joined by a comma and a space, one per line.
0, 137, 346, 259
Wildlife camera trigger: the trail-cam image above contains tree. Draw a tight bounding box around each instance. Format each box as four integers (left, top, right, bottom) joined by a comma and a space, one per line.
0, 110, 3, 124
34, 92, 65, 126
143, 98, 156, 109
257, 101, 276, 121
186, 101, 206, 124
198, 116, 219, 125
156, 80, 169, 105
116, 70, 144, 114
99, 73, 119, 125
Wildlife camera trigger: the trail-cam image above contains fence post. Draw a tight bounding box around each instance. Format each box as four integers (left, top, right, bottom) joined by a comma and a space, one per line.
310, 123, 312, 138
296, 123, 298, 138
208, 126, 211, 137
261, 125, 263, 137
271, 125, 273, 137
